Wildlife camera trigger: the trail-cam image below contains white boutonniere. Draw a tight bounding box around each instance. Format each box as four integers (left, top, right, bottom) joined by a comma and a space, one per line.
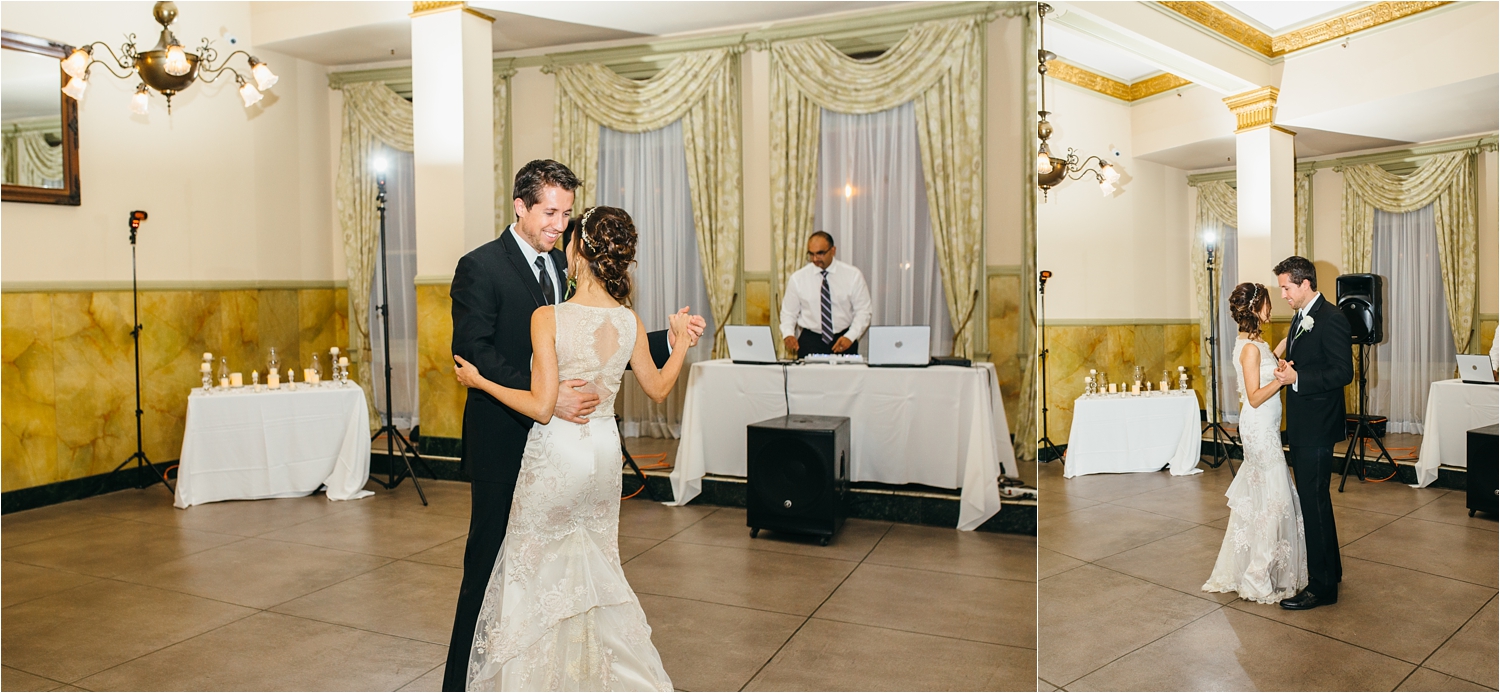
1296, 314, 1315, 338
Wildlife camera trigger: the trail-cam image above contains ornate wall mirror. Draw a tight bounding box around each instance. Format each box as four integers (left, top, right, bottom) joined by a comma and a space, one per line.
2, 30, 80, 205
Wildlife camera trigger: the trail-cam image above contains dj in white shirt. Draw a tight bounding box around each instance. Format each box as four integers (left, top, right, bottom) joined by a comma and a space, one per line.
778, 231, 872, 358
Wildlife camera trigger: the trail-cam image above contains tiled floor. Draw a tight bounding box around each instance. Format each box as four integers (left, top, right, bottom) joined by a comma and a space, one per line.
1037, 457, 1499, 692
2, 479, 1036, 692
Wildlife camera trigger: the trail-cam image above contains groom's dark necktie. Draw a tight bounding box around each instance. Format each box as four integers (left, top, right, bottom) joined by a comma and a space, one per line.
535, 256, 555, 305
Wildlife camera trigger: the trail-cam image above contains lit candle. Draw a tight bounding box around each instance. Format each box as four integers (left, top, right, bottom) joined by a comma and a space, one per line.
267, 371, 280, 389
200, 362, 211, 373
1160, 380, 1169, 391
230, 372, 244, 387
202, 352, 213, 361
221, 376, 230, 388
304, 368, 317, 383
1108, 383, 1117, 393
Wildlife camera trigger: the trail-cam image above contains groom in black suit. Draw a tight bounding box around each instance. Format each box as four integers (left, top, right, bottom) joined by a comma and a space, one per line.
1272, 255, 1353, 611
441, 160, 700, 690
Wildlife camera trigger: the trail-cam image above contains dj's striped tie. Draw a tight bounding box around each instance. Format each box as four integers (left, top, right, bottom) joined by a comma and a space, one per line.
820, 269, 833, 345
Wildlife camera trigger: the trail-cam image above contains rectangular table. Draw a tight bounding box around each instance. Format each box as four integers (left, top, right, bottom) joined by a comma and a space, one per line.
1064, 390, 1204, 478
668, 360, 1014, 531
175, 385, 375, 508
1415, 379, 1500, 488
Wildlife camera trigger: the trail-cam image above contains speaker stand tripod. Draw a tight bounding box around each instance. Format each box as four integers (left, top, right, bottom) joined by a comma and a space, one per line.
616, 417, 661, 502
1339, 344, 1395, 492
1202, 242, 1238, 475
1037, 271, 1064, 463
368, 169, 435, 505
105, 211, 175, 495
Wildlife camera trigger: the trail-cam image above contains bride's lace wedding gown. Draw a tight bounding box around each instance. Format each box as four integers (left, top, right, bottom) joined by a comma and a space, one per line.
1202, 337, 1309, 604
467, 303, 672, 691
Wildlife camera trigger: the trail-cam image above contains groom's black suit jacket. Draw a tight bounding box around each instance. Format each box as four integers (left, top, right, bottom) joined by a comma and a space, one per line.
450, 229, 566, 482
1282, 294, 1354, 448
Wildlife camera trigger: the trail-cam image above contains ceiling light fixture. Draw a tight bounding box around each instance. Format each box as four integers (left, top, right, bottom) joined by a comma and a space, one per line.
58, 1, 276, 114
1035, 3, 1120, 200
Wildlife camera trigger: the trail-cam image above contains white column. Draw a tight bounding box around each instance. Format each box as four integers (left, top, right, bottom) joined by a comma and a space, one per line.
1225, 87, 1295, 302
412, 4, 493, 279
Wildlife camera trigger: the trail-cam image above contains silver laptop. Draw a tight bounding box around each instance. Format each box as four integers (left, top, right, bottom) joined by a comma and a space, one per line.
1457, 354, 1497, 384
724, 325, 784, 365
868, 326, 930, 367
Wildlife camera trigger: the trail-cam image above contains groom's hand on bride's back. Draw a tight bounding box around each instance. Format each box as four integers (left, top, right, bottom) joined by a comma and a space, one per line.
555, 380, 600, 424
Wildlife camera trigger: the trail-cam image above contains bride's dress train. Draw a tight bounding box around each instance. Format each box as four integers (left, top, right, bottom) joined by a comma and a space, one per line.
467, 303, 672, 691
1202, 337, 1309, 604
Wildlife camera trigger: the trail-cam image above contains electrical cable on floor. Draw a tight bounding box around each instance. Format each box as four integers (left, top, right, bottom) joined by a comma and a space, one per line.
621, 453, 670, 500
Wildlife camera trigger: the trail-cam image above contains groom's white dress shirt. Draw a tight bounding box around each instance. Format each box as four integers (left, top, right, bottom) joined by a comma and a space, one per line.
778, 259, 873, 342
508, 225, 564, 301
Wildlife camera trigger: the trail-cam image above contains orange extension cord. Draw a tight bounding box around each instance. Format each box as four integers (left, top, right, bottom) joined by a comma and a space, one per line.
621, 453, 669, 500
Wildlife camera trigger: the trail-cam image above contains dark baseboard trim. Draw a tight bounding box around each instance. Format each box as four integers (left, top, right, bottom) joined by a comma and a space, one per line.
372, 451, 1035, 535
2, 461, 178, 515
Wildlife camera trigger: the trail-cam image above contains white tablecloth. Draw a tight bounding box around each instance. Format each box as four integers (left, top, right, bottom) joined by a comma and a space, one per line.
175, 385, 375, 508
1415, 379, 1500, 488
1064, 390, 1204, 478
668, 360, 1014, 531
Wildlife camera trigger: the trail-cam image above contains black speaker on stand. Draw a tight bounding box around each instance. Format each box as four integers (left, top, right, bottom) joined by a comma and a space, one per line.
746, 415, 849, 546
1336, 273, 1394, 491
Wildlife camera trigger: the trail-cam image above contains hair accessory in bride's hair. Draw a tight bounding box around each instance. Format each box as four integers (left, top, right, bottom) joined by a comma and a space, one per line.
578, 207, 600, 253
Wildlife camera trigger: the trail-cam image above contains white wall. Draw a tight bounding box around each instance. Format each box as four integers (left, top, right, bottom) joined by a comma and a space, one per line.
1037, 82, 1193, 320
0, 1, 334, 285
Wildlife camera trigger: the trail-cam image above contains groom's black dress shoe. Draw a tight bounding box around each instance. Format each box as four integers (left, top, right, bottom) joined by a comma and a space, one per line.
1279, 589, 1337, 610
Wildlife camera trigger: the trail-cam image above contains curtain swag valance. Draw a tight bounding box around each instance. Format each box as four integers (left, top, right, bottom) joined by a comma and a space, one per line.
552, 48, 743, 358
1339, 149, 1479, 351
770, 16, 987, 357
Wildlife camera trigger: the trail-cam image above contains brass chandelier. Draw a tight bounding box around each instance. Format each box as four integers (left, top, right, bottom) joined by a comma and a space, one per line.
1035, 3, 1119, 200
59, 1, 278, 114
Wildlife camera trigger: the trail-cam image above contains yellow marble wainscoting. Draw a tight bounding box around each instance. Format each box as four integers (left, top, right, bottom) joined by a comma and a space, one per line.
416, 282, 465, 442
1041, 321, 1206, 446
1, 287, 348, 493
1480, 316, 1497, 357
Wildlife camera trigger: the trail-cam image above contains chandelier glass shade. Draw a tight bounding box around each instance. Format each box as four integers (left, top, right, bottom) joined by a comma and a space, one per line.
59, 1, 276, 115
1035, 3, 1119, 199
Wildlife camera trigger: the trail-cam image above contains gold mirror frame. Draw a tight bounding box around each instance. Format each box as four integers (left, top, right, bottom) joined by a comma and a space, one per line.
2, 30, 81, 206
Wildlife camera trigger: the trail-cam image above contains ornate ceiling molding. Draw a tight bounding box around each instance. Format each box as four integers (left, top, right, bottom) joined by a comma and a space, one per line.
1159, 1, 1449, 57
1047, 60, 1192, 102
1222, 85, 1278, 132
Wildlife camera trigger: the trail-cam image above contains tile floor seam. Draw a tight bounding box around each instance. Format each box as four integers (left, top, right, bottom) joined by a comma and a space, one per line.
252, 606, 456, 647
1052, 601, 1230, 689
1331, 551, 1500, 590
1071, 522, 1205, 565
1217, 598, 1451, 668
618, 587, 823, 619
254, 556, 417, 613
802, 613, 1039, 650
0, 668, 67, 691
58, 601, 264, 686
392, 660, 445, 691
736, 522, 898, 692
852, 562, 1038, 587
660, 535, 883, 564
1408, 592, 1499, 689
659, 506, 724, 541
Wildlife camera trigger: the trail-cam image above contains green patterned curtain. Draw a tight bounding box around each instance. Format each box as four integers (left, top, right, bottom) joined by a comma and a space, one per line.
1339, 150, 1479, 351
550, 49, 743, 358
1189, 180, 1237, 373
335, 82, 414, 418
769, 16, 987, 357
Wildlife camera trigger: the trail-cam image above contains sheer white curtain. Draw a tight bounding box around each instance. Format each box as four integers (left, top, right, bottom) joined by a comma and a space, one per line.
368, 145, 420, 429
1370, 204, 1455, 433
598, 121, 712, 438
814, 102, 951, 356
1214, 222, 1240, 424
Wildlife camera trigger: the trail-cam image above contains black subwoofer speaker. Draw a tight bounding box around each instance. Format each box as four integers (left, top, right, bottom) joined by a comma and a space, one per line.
746, 415, 850, 546
1467, 424, 1497, 517
1336, 273, 1384, 345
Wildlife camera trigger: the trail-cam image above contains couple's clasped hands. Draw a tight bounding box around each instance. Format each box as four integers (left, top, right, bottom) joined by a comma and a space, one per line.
1273, 358, 1298, 387
452, 306, 706, 424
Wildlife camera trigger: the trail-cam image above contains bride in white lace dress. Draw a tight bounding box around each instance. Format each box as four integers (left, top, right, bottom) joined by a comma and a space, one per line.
452, 206, 693, 691
1202, 282, 1309, 604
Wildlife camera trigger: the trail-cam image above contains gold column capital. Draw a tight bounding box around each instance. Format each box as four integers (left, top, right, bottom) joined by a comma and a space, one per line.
411, 1, 493, 21
1223, 86, 1279, 133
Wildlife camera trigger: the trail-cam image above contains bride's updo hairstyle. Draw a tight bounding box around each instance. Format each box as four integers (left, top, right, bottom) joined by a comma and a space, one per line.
1228, 282, 1268, 338
575, 206, 638, 303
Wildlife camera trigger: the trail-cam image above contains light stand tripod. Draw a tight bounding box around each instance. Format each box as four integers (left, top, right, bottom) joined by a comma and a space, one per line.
1339, 343, 1395, 492
106, 211, 174, 494
1202, 238, 1237, 474
1037, 270, 1064, 463
368, 165, 433, 505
